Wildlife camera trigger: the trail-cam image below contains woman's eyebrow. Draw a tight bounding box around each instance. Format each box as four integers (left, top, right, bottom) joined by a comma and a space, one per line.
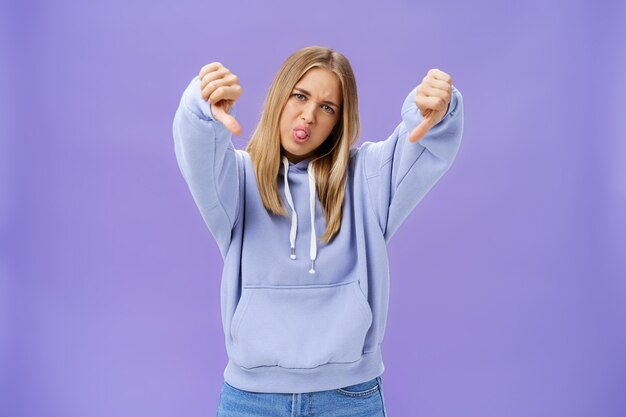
293, 87, 340, 108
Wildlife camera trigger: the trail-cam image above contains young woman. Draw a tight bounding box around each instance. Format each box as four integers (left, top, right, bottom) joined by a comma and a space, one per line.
173, 45, 464, 416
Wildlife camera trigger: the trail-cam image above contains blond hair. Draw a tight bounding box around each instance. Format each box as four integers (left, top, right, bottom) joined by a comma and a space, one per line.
245, 46, 360, 243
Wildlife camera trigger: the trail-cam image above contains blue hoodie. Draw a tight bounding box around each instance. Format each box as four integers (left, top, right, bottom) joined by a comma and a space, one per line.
173, 75, 464, 394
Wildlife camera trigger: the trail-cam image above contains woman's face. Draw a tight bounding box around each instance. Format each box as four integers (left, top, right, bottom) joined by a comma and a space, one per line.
279, 67, 342, 164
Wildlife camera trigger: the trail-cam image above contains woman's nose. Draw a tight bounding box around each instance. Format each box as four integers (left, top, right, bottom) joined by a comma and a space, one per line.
300, 103, 316, 123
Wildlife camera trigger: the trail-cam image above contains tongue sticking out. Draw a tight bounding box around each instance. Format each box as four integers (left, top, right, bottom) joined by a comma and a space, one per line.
295, 130, 308, 139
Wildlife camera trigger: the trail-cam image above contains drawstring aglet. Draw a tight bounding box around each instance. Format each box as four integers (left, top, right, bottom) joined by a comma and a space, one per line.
309, 260, 316, 274
290, 247, 296, 260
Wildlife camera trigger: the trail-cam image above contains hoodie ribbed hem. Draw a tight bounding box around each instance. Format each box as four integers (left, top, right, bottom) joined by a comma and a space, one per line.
223, 347, 384, 394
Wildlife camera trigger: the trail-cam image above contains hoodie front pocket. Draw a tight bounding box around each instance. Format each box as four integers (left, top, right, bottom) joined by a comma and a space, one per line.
230, 280, 373, 369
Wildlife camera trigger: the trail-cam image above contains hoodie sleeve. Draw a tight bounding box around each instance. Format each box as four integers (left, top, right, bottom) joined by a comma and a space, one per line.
172, 75, 242, 258
359, 85, 464, 242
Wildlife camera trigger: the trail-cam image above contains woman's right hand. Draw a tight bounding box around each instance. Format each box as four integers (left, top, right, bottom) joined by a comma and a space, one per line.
199, 62, 243, 136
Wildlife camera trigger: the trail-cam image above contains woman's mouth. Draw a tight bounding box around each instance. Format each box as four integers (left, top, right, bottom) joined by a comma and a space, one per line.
293, 129, 310, 143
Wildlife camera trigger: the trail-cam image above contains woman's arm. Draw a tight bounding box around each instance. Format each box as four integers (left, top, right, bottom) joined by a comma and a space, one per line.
359, 82, 464, 242
172, 74, 242, 257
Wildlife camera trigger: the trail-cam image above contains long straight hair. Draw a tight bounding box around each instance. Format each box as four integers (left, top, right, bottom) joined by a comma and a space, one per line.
245, 46, 360, 243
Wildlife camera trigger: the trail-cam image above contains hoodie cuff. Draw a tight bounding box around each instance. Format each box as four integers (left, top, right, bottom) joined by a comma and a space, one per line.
183, 76, 213, 120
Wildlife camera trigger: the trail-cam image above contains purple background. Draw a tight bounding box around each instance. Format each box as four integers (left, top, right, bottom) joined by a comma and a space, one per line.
2, 0, 625, 416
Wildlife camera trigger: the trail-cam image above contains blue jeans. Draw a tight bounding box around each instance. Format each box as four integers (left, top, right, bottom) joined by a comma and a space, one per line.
217, 376, 387, 416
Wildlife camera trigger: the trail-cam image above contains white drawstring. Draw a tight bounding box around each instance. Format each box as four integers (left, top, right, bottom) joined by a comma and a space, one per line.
308, 163, 317, 274
281, 156, 318, 274
282, 156, 298, 260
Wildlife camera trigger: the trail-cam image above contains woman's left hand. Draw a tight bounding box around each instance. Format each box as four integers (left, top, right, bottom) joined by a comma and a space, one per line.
408, 69, 453, 143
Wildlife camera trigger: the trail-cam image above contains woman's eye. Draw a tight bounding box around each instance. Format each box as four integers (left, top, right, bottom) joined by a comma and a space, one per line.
293, 93, 334, 114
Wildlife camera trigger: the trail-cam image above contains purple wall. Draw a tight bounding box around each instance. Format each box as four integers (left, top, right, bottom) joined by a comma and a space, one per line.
2, 0, 625, 416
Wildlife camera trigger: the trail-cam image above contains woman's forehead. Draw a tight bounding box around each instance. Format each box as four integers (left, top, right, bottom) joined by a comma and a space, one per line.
295, 68, 342, 105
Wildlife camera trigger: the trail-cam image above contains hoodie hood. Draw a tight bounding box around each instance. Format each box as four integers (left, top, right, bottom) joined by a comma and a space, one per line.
281, 155, 317, 274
